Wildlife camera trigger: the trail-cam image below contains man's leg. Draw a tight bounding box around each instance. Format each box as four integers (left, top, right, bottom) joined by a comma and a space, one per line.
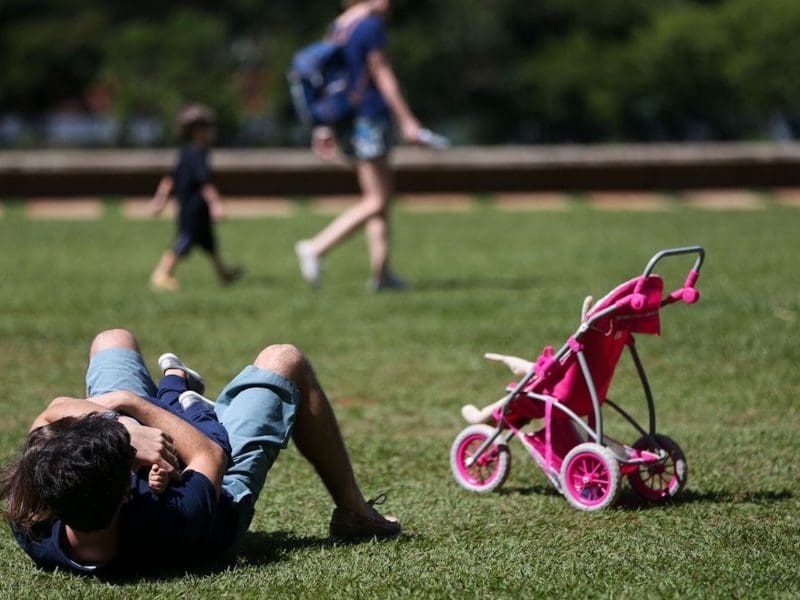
86, 328, 158, 399
89, 328, 141, 358
253, 344, 377, 517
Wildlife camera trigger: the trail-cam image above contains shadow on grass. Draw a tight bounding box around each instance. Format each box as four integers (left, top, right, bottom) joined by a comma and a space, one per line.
668, 488, 794, 506
499, 484, 561, 498
229, 273, 281, 288
413, 276, 539, 292
615, 488, 794, 511
499, 485, 793, 510
235, 530, 330, 566
104, 530, 416, 584
99, 532, 328, 584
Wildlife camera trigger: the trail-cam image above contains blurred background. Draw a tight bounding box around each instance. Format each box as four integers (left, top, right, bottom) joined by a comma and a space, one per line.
2, 0, 800, 149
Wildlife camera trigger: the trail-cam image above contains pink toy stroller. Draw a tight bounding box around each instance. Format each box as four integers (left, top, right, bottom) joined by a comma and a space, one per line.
450, 247, 705, 511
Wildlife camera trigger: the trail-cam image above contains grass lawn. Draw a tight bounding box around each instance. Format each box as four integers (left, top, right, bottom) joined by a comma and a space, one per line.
0, 200, 798, 598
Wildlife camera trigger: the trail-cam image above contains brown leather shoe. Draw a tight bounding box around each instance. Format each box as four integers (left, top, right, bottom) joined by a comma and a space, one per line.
329, 494, 401, 542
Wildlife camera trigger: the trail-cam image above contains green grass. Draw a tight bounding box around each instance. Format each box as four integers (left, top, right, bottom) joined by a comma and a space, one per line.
0, 202, 798, 598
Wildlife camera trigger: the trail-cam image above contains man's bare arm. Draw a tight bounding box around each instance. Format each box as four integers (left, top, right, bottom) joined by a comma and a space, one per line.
98, 392, 226, 497
29, 393, 180, 474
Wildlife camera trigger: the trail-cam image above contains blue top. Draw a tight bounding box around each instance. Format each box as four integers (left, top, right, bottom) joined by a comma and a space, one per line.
152, 374, 232, 463
340, 15, 390, 120
12, 375, 236, 575
172, 145, 211, 229
14, 472, 237, 576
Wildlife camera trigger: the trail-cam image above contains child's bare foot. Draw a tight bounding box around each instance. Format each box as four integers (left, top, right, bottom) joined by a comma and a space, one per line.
150, 271, 179, 292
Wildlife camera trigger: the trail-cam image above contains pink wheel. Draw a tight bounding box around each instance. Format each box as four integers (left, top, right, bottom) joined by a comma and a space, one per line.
560, 443, 620, 511
450, 424, 510, 493
628, 434, 687, 502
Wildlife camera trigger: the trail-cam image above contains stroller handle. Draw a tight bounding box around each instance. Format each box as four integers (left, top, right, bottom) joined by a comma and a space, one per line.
641, 246, 705, 306
642, 246, 705, 277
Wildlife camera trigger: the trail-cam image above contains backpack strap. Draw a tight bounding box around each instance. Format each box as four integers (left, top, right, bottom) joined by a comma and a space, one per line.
327, 17, 372, 108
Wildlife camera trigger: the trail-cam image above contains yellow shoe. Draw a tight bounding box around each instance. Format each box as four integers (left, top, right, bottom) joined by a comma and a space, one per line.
150, 271, 180, 292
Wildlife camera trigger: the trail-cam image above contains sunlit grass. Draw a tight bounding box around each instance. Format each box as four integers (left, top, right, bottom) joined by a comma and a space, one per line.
0, 203, 798, 597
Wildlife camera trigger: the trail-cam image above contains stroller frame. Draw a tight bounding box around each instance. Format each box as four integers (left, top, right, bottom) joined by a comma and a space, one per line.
451, 246, 705, 510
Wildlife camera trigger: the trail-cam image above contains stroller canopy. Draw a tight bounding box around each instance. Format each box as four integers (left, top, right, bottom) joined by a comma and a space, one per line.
512, 275, 664, 422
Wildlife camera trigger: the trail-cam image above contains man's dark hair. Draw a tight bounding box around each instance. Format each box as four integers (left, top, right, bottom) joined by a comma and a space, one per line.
32, 414, 135, 532
0, 421, 66, 532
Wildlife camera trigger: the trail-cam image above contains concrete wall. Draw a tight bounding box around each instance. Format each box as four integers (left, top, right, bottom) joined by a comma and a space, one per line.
3, 143, 800, 197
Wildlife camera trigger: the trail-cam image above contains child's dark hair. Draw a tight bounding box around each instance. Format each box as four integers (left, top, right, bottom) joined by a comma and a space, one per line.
178, 104, 216, 141
0, 414, 134, 533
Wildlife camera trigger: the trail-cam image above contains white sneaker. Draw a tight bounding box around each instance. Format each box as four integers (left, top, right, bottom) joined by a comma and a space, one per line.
158, 353, 205, 394
179, 390, 215, 410
295, 240, 322, 287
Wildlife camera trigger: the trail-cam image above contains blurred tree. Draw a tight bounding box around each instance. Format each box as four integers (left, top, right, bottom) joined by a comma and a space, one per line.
101, 9, 240, 143
2, 0, 800, 144
0, 4, 107, 113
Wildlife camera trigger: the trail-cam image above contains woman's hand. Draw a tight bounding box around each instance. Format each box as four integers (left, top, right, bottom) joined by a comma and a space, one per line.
400, 117, 423, 144
311, 126, 338, 161
119, 416, 179, 474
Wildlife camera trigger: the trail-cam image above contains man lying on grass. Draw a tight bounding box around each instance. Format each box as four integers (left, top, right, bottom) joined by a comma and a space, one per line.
0, 328, 399, 575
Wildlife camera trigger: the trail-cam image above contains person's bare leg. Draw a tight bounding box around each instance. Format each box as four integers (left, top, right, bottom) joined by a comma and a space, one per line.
306, 158, 390, 258
253, 344, 382, 517
363, 159, 393, 278
89, 328, 141, 359
153, 250, 178, 277
150, 250, 180, 291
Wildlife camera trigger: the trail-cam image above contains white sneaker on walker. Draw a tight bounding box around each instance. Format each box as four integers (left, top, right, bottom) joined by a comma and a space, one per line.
158, 353, 205, 394
295, 240, 322, 287
178, 390, 215, 410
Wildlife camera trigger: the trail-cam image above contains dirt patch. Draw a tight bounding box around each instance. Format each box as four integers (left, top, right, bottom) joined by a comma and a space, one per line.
399, 194, 476, 213
27, 198, 103, 219
122, 197, 176, 219
772, 188, 800, 207
493, 192, 570, 211
310, 195, 360, 215
589, 191, 672, 211
682, 189, 765, 210
224, 198, 295, 218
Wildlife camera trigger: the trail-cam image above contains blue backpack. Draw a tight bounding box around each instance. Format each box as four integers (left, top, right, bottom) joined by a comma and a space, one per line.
288, 22, 366, 127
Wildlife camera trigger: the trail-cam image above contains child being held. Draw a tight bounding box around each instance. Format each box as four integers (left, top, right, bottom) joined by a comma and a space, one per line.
145, 353, 229, 495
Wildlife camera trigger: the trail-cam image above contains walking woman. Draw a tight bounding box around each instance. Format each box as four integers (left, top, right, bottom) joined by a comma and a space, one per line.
295, 0, 426, 290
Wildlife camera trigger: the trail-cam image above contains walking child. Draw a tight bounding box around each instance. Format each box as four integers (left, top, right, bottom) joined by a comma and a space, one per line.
149, 104, 241, 291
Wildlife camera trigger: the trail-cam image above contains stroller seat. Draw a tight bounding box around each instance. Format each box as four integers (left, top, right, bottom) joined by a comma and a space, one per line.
506, 275, 665, 424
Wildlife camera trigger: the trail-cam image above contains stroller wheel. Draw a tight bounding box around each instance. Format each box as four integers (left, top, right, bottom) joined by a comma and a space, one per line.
628, 434, 687, 503
560, 443, 621, 511
450, 424, 511, 493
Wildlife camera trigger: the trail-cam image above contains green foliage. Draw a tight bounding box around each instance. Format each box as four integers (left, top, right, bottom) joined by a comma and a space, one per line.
2, 0, 800, 143
101, 9, 239, 141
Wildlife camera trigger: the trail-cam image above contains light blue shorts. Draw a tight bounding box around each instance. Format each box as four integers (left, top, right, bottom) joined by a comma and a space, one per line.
85, 349, 299, 535
336, 116, 393, 160
213, 365, 299, 533
86, 348, 158, 399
